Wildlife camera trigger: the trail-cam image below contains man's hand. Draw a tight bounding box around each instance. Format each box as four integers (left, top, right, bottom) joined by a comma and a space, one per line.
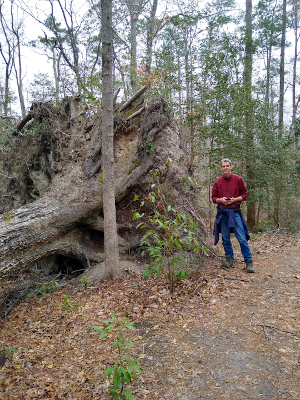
216, 197, 241, 205
221, 197, 236, 205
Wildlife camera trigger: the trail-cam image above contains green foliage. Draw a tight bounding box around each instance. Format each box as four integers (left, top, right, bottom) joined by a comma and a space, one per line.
252, 219, 277, 234
56, 294, 82, 314
289, 219, 300, 234
132, 169, 207, 293
19, 123, 46, 137
0, 118, 17, 148
0, 347, 18, 367
90, 312, 140, 400
145, 139, 154, 154
28, 280, 59, 303
80, 275, 92, 289
28, 73, 56, 103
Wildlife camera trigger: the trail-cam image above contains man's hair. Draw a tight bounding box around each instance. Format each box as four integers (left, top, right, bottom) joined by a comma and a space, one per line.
220, 158, 232, 166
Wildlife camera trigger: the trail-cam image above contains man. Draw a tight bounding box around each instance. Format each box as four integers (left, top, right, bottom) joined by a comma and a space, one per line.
212, 158, 254, 273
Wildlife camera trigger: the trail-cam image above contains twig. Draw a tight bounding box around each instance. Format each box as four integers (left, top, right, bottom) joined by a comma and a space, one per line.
257, 324, 298, 337
55, 128, 71, 137
247, 328, 261, 336
268, 275, 299, 284
0, 173, 15, 179
85, 255, 91, 269
261, 324, 271, 341
220, 276, 250, 282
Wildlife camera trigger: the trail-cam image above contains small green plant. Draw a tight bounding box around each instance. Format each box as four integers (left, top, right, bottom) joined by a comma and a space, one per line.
28, 280, 59, 303
145, 139, 154, 154
56, 294, 82, 314
21, 123, 45, 137
80, 275, 92, 289
132, 169, 207, 293
0, 347, 18, 367
181, 176, 196, 190
90, 312, 140, 400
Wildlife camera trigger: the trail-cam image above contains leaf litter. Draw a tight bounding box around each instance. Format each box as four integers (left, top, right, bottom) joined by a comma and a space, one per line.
0, 232, 300, 399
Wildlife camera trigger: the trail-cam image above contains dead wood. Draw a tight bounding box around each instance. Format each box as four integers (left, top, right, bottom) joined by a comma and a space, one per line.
14, 111, 33, 134
0, 91, 206, 283
257, 324, 298, 337
118, 84, 148, 112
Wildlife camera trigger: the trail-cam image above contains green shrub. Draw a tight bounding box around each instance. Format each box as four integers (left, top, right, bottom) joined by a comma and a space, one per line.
90, 312, 140, 400
132, 169, 207, 293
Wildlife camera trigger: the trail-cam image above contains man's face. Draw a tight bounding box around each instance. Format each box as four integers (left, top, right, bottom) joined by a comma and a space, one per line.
220, 162, 232, 177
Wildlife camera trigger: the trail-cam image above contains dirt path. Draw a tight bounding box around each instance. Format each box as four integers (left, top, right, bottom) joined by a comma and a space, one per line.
140, 246, 300, 400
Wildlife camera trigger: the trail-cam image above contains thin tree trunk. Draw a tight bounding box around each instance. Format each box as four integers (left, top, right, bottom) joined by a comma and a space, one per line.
292, 24, 298, 125
130, 14, 138, 91
101, 0, 120, 278
274, 0, 287, 223
4, 68, 11, 117
145, 0, 158, 74
265, 45, 271, 107
177, 51, 182, 117
278, 0, 287, 134
291, 0, 300, 148
0, 2, 14, 116
244, 0, 255, 230
125, 0, 145, 92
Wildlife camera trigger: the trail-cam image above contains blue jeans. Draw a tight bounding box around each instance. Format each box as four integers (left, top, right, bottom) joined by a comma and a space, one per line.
219, 209, 252, 261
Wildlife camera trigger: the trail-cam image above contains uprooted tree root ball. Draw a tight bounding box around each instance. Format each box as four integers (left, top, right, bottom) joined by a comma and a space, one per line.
0, 90, 207, 315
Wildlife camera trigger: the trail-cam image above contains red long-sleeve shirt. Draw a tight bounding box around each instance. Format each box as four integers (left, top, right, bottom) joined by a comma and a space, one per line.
212, 173, 248, 206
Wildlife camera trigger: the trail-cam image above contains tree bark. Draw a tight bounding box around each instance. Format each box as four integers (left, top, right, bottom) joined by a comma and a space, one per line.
278, 0, 287, 134
0, 3, 14, 117
145, 0, 158, 74
291, 0, 300, 148
10, 2, 26, 117
125, 0, 145, 92
244, 0, 256, 230
101, 0, 120, 278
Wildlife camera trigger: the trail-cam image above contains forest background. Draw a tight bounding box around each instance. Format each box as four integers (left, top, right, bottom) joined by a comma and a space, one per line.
1, 0, 300, 233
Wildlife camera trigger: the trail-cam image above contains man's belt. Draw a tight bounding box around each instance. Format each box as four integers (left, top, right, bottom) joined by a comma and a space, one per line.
217, 204, 241, 210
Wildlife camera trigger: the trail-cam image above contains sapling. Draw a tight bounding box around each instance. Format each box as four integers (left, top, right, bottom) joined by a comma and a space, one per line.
90, 312, 140, 400
56, 294, 82, 314
0, 347, 18, 367
132, 168, 207, 293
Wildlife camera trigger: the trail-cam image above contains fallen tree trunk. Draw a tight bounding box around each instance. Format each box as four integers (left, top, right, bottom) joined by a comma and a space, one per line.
0, 90, 204, 277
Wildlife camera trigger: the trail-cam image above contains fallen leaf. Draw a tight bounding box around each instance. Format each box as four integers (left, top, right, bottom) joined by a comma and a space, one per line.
278, 348, 287, 354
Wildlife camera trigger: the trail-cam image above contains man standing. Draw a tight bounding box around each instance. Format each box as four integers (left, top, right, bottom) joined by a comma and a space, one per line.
212, 158, 254, 273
